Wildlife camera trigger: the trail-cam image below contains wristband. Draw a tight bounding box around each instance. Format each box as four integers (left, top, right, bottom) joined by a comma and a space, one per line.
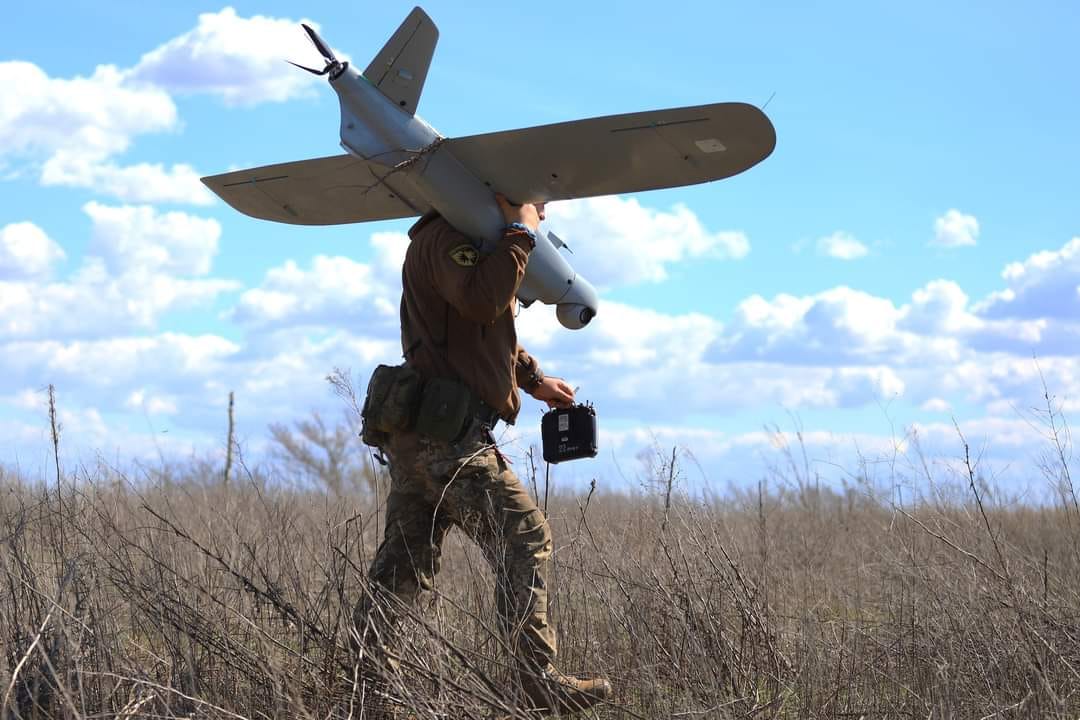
505, 222, 538, 247
522, 366, 545, 393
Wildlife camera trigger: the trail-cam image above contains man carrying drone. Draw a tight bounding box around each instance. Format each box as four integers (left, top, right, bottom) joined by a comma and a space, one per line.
352, 195, 613, 714
200, 6, 774, 715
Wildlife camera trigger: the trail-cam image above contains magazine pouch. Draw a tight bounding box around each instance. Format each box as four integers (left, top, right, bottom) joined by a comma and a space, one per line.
360, 364, 422, 447
414, 376, 473, 442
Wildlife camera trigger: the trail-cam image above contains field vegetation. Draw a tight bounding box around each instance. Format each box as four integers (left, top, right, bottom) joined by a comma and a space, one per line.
2, 392, 1079, 718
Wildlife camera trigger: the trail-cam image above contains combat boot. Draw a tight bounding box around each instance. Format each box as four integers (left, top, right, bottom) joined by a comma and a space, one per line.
518, 664, 613, 714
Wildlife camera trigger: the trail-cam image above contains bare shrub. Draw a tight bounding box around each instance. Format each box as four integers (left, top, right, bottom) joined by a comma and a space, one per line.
269, 411, 376, 497
2, 410, 1079, 718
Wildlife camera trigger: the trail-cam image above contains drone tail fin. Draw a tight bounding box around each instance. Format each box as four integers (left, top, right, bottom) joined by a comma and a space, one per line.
363, 7, 439, 116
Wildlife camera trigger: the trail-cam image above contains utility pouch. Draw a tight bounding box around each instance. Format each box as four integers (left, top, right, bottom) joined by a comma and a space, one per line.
414, 376, 473, 442
360, 364, 422, 446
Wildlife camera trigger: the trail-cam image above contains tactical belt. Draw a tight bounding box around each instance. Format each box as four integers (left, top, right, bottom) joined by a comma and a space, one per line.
471, 397, 501, 429
444, 389, 500, 444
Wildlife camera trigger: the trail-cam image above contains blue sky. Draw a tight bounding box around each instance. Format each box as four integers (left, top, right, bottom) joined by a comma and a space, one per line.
3, 1, 1079, 496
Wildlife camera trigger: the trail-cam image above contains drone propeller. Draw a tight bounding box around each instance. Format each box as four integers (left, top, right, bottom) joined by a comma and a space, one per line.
287, 60, 331, 76
302, 24, 336, 63
290, 23, 347, 78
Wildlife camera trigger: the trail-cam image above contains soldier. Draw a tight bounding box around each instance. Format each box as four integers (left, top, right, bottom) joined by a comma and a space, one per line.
352, 195, 612, 714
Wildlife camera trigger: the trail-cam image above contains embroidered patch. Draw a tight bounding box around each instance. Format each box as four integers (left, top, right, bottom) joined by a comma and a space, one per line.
449, 244, 479, 267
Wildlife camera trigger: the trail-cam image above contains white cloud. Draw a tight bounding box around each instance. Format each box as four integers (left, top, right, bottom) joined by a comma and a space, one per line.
937, 355, 1080, 411
7, 389, 44, 412
84, 202, 221, 276
817, 231, 868, 260
127, 7, 329, 106
901, 280, 980, 334
0, 61, 207, 205
125, 389, 179, 416
230, 250, 402, 332
0, 266, 236, 341
370, 231, 410, 275
921, 397, 952, 413
0, 204, 235, 341
0, 61, 177, 161
932, 209, 979, 247
544, 196, 748, 287
42, 153, 212, 205
521, 299, 719, 368
705, 276, 1078, 370
0, 222, 66, 279
0, 326, 404, 458
516, 297, 919, 417
9, 334, 239, 382
709, 287, 940, 366
1, 5, 326, 206
830, 367, 905, 405
978, 237, 1080, 320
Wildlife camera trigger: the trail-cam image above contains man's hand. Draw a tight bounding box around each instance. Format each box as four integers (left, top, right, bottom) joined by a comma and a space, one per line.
528, 376, 575, 409
495, 193, 540, 232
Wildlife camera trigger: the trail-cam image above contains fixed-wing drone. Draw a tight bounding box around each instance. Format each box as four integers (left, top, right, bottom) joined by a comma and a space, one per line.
202, 7, 775, 330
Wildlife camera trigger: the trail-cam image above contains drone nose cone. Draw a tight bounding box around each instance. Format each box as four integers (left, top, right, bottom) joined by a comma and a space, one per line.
557, 302, 596, 330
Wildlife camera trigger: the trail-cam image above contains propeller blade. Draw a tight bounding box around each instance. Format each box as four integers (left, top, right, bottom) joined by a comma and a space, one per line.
287, 60, 329, 76
301, 23, 337, 63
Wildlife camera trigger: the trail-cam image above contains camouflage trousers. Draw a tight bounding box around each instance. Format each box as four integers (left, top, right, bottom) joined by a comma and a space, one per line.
353, 419, 556, 669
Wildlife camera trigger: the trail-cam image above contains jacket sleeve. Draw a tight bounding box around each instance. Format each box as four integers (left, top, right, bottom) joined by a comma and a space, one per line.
514, 344, 544, 392
428, 222, 533, 324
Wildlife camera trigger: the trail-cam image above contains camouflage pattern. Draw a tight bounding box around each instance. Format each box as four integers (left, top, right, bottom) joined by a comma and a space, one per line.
353, 419, 556, 668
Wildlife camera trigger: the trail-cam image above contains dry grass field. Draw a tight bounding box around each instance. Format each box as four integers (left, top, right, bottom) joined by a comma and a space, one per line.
3, 406, 1079, 719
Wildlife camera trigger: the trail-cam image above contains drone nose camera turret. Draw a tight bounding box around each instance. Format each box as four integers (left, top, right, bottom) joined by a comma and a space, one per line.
557, 303, 595, 330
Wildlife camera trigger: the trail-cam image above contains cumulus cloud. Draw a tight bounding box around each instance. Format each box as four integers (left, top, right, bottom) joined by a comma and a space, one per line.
0, 61, 208, 204
544, 196, 748, 288
0, 262, 236, 340
127, 7, 328, 106
0, 62, 177, 161
817, 231, 868, 260
41, 153, 211, 205
515, 297, 919, 419
370, 231, 410, 275
4, 334, 239, 396
901, 280, 980, 334
932, 209, 979, 247
829, 367, 904, 405
85, 202, 221, 276
703, 274, 1080, 370
0, 6, 324, 204
230, 234, 408, 332
520, 299, 719, 368
978, 237, 1080, 320
0, 222, 66, 279
936, 355, 1080, 411
125, 389, 179, 415
0, 325, 408, 462
0, 204, 235, 341
707, 287, 937, 366
921, 398, 951, 413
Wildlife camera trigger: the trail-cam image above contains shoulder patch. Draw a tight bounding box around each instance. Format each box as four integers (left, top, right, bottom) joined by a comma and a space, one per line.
449, 244, 479, 267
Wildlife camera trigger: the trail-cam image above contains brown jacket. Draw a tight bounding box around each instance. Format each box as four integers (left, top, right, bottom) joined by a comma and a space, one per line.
400, 213, 543, 424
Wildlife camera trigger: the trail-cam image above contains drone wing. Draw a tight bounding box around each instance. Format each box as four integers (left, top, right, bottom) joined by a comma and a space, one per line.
443, 102, 775, 203
201, 154, 426, 225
